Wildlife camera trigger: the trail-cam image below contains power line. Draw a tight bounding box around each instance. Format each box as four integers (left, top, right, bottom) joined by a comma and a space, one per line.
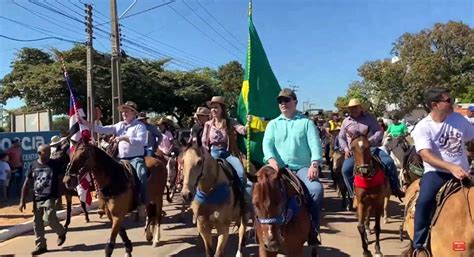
53, 0, 84, 19
12, 1, 84, 39
194, 0, 246, 48
121, 43, 194, 70
0, 34, 82, 44
167, 4, 242, 60
0, 16, 84, 42
182, 0, 245, 54
28, 0, 84, 25
94, 0, 176, 27
120, 24, 218, 67
74, 0, 110, 25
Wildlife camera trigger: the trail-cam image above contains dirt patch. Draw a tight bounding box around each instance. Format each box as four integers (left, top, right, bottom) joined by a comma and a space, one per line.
0, 196, 82, 230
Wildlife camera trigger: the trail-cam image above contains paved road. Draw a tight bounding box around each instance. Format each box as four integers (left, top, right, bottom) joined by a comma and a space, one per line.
0, 173, 410, 256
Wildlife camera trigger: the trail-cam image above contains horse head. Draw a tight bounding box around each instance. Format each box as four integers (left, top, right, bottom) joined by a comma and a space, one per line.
64, 137, 95, 189
349, 130, 374, 177
253, 165, 286, 252
181, 145, 207, 203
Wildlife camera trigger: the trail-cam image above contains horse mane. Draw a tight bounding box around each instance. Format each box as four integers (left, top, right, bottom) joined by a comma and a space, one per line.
254, 166, 280, 212
90, 144, 124, 178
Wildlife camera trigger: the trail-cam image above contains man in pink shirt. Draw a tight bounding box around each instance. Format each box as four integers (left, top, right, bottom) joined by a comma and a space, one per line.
6, 138, 23, 197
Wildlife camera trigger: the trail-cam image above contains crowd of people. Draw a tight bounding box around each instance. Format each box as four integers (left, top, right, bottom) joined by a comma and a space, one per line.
5, 86, 473, 256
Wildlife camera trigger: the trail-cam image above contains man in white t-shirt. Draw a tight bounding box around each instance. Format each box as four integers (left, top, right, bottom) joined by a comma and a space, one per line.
410, 88, 474, 254
465, 105, 474, 125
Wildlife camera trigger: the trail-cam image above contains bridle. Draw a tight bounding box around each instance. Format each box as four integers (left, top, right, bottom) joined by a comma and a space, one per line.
351, 136, 376, 177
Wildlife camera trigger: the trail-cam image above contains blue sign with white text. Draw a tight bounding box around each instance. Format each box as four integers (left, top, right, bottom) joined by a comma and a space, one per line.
0, 131, 60, 171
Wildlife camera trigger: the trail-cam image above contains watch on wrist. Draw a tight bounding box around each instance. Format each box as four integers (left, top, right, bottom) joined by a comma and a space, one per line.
311, 161, 319, 168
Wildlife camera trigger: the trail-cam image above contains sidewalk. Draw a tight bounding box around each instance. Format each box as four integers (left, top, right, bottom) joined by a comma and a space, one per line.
0, 197, 98, 243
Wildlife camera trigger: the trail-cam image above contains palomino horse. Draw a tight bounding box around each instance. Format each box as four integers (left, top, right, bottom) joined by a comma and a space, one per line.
351, 133, 387, 257
65, 138, 167, 257
181, 145, 249, 257
402, 178, 474, 257
252, 165, 318, 257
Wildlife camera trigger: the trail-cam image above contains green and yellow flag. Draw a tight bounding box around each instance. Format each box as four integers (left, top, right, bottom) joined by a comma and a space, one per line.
237, 0, 281, 166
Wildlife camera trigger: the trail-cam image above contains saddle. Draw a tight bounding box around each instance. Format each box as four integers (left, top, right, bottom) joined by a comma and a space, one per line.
216, 158, 246, 214
281, 168, 306, 204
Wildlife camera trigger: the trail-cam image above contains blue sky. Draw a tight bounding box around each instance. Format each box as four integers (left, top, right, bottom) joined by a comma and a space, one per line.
1, 0, 473, 111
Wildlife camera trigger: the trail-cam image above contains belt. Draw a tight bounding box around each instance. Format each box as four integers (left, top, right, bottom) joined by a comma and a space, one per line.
120, 156, 144, 160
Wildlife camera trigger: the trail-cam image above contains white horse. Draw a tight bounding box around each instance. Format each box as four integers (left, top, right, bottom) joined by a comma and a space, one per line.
380, 135, 410, 223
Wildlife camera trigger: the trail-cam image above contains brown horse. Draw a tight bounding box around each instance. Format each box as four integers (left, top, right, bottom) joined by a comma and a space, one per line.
402, 178, 474, 257
350, 134, 386, 257
252, 165, 318, 257
181, 145, 249, 257
65, 139, 167, 257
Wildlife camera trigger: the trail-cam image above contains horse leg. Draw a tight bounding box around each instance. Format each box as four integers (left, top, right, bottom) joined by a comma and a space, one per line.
383, 194, 389, 224
105, 216, 124, 257
119, 228, 133, 257
177, 200, 186, 223
374, 207, 383, 257
236, 218, 246, 257
64, 194, 72, 229
198, 221, 214, 257
80, 200, 90, 223
152, 200, 163, 247
215, 225, 230, 257
357, 204, 372, 257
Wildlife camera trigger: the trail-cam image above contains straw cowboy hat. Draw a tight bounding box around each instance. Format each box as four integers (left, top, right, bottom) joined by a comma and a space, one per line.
207, 96, 226, 107
156, 117, 177, 127
117, 101, 138, 113
137, 112, 149, 120
194, 106, 210, 118
342, 98, 368, 111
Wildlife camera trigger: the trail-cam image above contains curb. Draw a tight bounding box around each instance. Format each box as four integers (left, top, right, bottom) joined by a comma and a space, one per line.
0, 200, 99, 243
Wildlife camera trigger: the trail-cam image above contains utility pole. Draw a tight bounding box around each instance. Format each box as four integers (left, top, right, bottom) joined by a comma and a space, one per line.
85, 4, 95, 124
110, 0, 122, 123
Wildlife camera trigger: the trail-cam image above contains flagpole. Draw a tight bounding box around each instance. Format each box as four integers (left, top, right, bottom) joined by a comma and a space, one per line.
246, 0, 252, 175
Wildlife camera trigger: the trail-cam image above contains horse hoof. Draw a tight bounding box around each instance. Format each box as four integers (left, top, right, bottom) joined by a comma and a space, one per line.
374, 253, 383, 257
235, 251, 243, 257
86, 217, 90, 223
363, 251, 372, 257
311, 246, 319, 257
383, 218, 388, 224
145, 233, 153, 242
125, 253, 132, 257
153, 241, 160, 247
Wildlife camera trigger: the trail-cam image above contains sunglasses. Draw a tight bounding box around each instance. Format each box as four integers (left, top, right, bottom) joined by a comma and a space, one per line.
438, 98, 452, 104
277, 97, 293, 104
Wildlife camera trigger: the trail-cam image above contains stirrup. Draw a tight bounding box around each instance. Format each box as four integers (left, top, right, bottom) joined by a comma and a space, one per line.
412, 248, 432, 257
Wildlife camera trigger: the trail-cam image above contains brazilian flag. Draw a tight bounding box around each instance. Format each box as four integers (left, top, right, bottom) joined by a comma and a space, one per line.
237, 1, 281, 166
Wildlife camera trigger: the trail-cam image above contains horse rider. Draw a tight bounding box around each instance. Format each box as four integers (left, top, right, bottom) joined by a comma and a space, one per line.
386, 114, 408, 138
465, 105, 474, 125
137, 112, 162, 157
189, 106, 210, 147
262, 88, 324, 245
201, 96, 252, 205
156, 117, 177, 156
408, 88, 474, 256
324, 112, 342, 187
78, 101, 148, 216
338, 98, 405, 200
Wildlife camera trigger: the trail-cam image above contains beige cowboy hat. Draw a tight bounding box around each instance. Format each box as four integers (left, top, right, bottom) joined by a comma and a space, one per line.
207, 96, 226, 107
342, 98, 369, 111
50, 136, 67, 146
194, 106, 210, 118
137, 112, 149, 120
117, 101, 138, 113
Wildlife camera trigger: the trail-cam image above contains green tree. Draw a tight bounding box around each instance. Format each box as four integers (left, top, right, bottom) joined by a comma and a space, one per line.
217, 61, 244, 114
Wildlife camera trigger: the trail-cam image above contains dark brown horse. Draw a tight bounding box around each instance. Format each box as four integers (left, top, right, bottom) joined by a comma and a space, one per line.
49, 138, 91, 229
252, 165, 318, 257
350, 133, 386, 257
65, 139, 167, 257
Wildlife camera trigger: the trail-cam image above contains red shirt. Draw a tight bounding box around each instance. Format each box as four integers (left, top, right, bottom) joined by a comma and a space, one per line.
6, 146, 22, 168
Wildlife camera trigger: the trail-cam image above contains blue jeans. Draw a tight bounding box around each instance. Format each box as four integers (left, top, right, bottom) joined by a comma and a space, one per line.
128, 157, 148, 204
210, 147, 252, 205
413, 171, 453, 249
342, 147, 401, 197
292, 168, 324, 230
145, 148, 154, 157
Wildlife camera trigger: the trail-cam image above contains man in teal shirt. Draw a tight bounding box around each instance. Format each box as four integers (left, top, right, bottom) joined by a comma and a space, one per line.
263, 88, 324, 245
387, 115, 408, 137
